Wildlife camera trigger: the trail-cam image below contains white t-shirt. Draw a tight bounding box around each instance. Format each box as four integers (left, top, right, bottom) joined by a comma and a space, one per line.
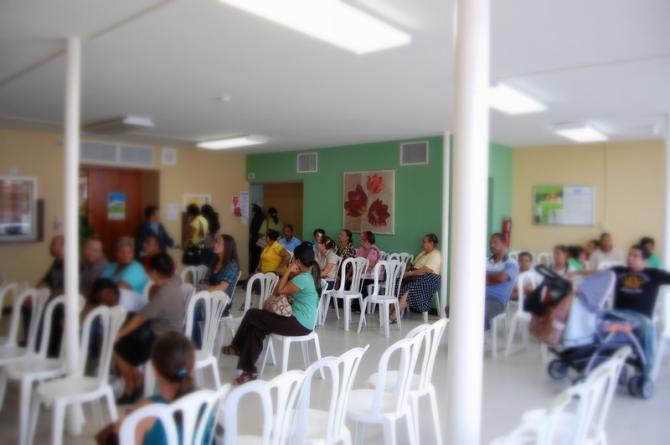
588, 248, 625, 270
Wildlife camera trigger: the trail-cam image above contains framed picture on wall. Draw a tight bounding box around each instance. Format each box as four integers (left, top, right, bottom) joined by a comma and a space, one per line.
0, 176, 41, 242
532, 185, 595, 226
343, 170, 395, 234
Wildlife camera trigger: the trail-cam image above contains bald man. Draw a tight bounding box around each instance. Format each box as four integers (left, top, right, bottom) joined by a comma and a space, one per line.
81, 237, 110, 297
37, 235, 65, 296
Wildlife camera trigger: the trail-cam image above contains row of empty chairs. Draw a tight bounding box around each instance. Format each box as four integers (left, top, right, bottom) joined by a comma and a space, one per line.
121, 318, 447, 445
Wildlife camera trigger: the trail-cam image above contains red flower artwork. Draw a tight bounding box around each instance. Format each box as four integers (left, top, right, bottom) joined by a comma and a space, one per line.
344, 185, 368, 217
366, 174, 384, 194
367, 199, 390, 226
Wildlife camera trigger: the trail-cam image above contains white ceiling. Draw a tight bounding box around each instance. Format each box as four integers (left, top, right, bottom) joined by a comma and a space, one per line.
0, 0, 669, 152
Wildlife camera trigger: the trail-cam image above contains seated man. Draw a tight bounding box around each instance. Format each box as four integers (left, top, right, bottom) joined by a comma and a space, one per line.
279, 224, 302, 253
510, 251, 533, 301
589, 232, 625, 270
38, 235, 65, 296
608, 244, 670, 378
485, 233, 519, 330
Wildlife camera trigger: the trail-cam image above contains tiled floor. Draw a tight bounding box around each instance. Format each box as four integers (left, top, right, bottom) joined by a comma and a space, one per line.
2, 288, 669, 444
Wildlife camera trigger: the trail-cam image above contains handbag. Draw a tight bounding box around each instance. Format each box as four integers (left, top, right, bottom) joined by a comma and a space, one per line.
263, 294, 293, 317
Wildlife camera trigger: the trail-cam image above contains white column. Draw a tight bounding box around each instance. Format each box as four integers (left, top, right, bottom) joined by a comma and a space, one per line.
664, 113, 670, 268
64, 37, 81, 376
446, 0, 490, 444
440, 132, 451, 315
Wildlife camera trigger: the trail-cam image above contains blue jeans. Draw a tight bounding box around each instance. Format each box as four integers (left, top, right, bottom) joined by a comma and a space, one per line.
607, 309, 655, 378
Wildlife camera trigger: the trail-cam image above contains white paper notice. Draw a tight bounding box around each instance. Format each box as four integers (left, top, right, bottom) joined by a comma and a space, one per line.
561, 186, 594, 226
167, 203, 179, 221
239, 191, 249, 224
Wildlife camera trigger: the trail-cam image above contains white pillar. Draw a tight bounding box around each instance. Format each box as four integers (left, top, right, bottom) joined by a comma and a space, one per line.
446, 0, 490, 444
64, 37, 81, 376
664, 113, 670, 268
440, 132, 451, 315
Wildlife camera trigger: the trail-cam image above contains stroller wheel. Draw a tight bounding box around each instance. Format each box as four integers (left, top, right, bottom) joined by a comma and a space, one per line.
639, 377, 654, 399
548, 359, 569, 380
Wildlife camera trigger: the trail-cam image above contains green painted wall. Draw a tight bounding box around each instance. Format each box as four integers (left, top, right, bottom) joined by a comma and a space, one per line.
247, 136, 513, 255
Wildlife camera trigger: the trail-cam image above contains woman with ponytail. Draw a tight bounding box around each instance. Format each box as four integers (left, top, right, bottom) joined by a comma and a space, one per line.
108, 331, 211, 444
222, 242, 321, 384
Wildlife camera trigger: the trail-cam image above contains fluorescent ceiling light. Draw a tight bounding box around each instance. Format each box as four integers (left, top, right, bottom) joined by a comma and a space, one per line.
554, 124, 608, 143
197, 135, 267, 150
219, 0, 411, 54
489, 83, 547, 115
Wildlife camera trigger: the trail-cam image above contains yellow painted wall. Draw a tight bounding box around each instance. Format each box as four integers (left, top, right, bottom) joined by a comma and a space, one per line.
511, 139, 664, 255
0, 128, 249, 283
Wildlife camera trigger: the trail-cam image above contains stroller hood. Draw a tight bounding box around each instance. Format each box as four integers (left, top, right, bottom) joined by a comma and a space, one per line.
576, 270, 616, 312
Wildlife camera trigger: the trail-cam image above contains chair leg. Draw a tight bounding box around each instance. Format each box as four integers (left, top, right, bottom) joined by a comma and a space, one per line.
382, 417, 397, 445
344, 299, 351, 331
259, 338, 271, 377
210, 360, 222, 389
428, 389, 443, 445
395, 300, 402, 330
281, 339, 291, 374
357, 299, 368, 333
51, 400, 66, 445
300, 340, 310, 368
491, 319, 498, 358
19, 377, 33, 445
312, 336, 325, 379
28, 396, 40, 445
383, 303, 390, 338
406, 409, 418, 445
333, 296, 340, 320
422, 312, 428, 323
0, 369, 7, 410
144, 364, 155, 398
504, 316, 518, 358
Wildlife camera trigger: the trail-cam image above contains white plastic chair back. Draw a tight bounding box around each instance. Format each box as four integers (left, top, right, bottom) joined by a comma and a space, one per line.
508, 251, 520, 262
185, 291, 229, 355
294, 345, 369, 444
417, 319, 448, 391
223, 370, 304, 445
79, 305, 126, 382
389, 252, 414, 267
245, 273, 279, 310
383, 260, 407, 298
336, 257, 368, 293
180, 266, 198, 285
379, 251, 389, 261
121, 386, 229, 445
196, 265, 210, 283
181, 283, 195, 304
371, 333, 424, 418
597, 260, 625, 271
536, 252, 553, 267
34, 295, 66, 359
330, 255, 343, 283
0, 282, 21, 317
4, 288, 49, 350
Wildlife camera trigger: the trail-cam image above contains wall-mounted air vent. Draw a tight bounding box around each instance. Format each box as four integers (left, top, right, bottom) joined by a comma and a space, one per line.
400, 141, 429, 166
81, 140, 155, 168
297, 152, 318, 173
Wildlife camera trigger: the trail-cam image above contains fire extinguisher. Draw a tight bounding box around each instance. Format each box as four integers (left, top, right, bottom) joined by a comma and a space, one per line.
502, 217, 512, 247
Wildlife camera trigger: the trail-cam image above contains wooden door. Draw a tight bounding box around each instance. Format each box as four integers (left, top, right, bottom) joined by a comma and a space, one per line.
86, 167, 145, 259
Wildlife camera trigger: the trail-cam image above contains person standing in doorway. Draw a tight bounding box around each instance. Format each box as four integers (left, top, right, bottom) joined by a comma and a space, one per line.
135, 205, 174, 258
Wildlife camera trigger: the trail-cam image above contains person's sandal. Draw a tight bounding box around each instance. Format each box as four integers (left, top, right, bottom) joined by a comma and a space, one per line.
221, 345, 239, 356
233, 372, 257, 385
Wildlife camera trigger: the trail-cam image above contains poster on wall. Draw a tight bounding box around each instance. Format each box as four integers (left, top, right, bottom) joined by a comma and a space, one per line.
343, 170, 395, 234
533, 185, 595, 226
107, 192, 126, 221
239, 191, 249, 224
0, 176, 38, 242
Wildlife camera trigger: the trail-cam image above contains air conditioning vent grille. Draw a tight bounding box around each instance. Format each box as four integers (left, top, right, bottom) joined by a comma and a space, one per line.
81, 141, 118, 163
80, 140, 155, 168
119, 144, 154, 166
400, 141, 429, 166
297, 152, 318, 173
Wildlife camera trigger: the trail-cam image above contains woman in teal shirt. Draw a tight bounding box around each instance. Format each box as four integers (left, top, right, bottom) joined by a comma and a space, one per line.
222, 242, 321, 384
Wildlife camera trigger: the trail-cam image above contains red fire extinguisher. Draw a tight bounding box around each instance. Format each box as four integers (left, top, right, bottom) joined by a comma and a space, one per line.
502, 217, 512, 247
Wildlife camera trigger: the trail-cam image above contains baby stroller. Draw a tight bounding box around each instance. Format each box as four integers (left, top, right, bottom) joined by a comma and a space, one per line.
525, 266, 654, 398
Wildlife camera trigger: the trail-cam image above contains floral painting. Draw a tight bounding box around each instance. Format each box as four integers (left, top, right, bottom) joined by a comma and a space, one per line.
343, 170, 395, 234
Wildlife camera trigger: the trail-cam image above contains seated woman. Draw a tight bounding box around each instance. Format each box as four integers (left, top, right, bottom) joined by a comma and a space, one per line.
551, 245, 572, 276
113, 253, 185, 404
392, 234, 441, 321
259, 229, 290, 275
357, 231, 382, 297
108, 332, 208, 444
140, 233, 164, 272
102, 237, 149, 296
336, 229, 356, 260
315, 235, 338, 289
222, 242, 321, 384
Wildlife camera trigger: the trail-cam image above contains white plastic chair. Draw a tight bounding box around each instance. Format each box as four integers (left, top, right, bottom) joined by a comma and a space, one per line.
260, 282, 324, 378
322, 257, 368, 331
0, 288, 50, 361
196, 264, 210, 283
358, 260, 406, 338
292, 346, 369, 445
508, 251, 520, 262
536, 252, 553, 267
182, 282, 195, 304
180, 266, 199, 285
368, 319, 447, 445
347, 333, 424, 445
120, 386, 230, 445
221, 272, 278, 344
0, 295, 84, 445
222, 370, 305, 445
316, 279, 329, 327
0, 282, 23, 344
379, 251, 389, 261
504, 271, 541, 358
185, 290, 229, 389
325, 256, 343, 291
28, 305, 127, 445
388, 252, 414, 267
